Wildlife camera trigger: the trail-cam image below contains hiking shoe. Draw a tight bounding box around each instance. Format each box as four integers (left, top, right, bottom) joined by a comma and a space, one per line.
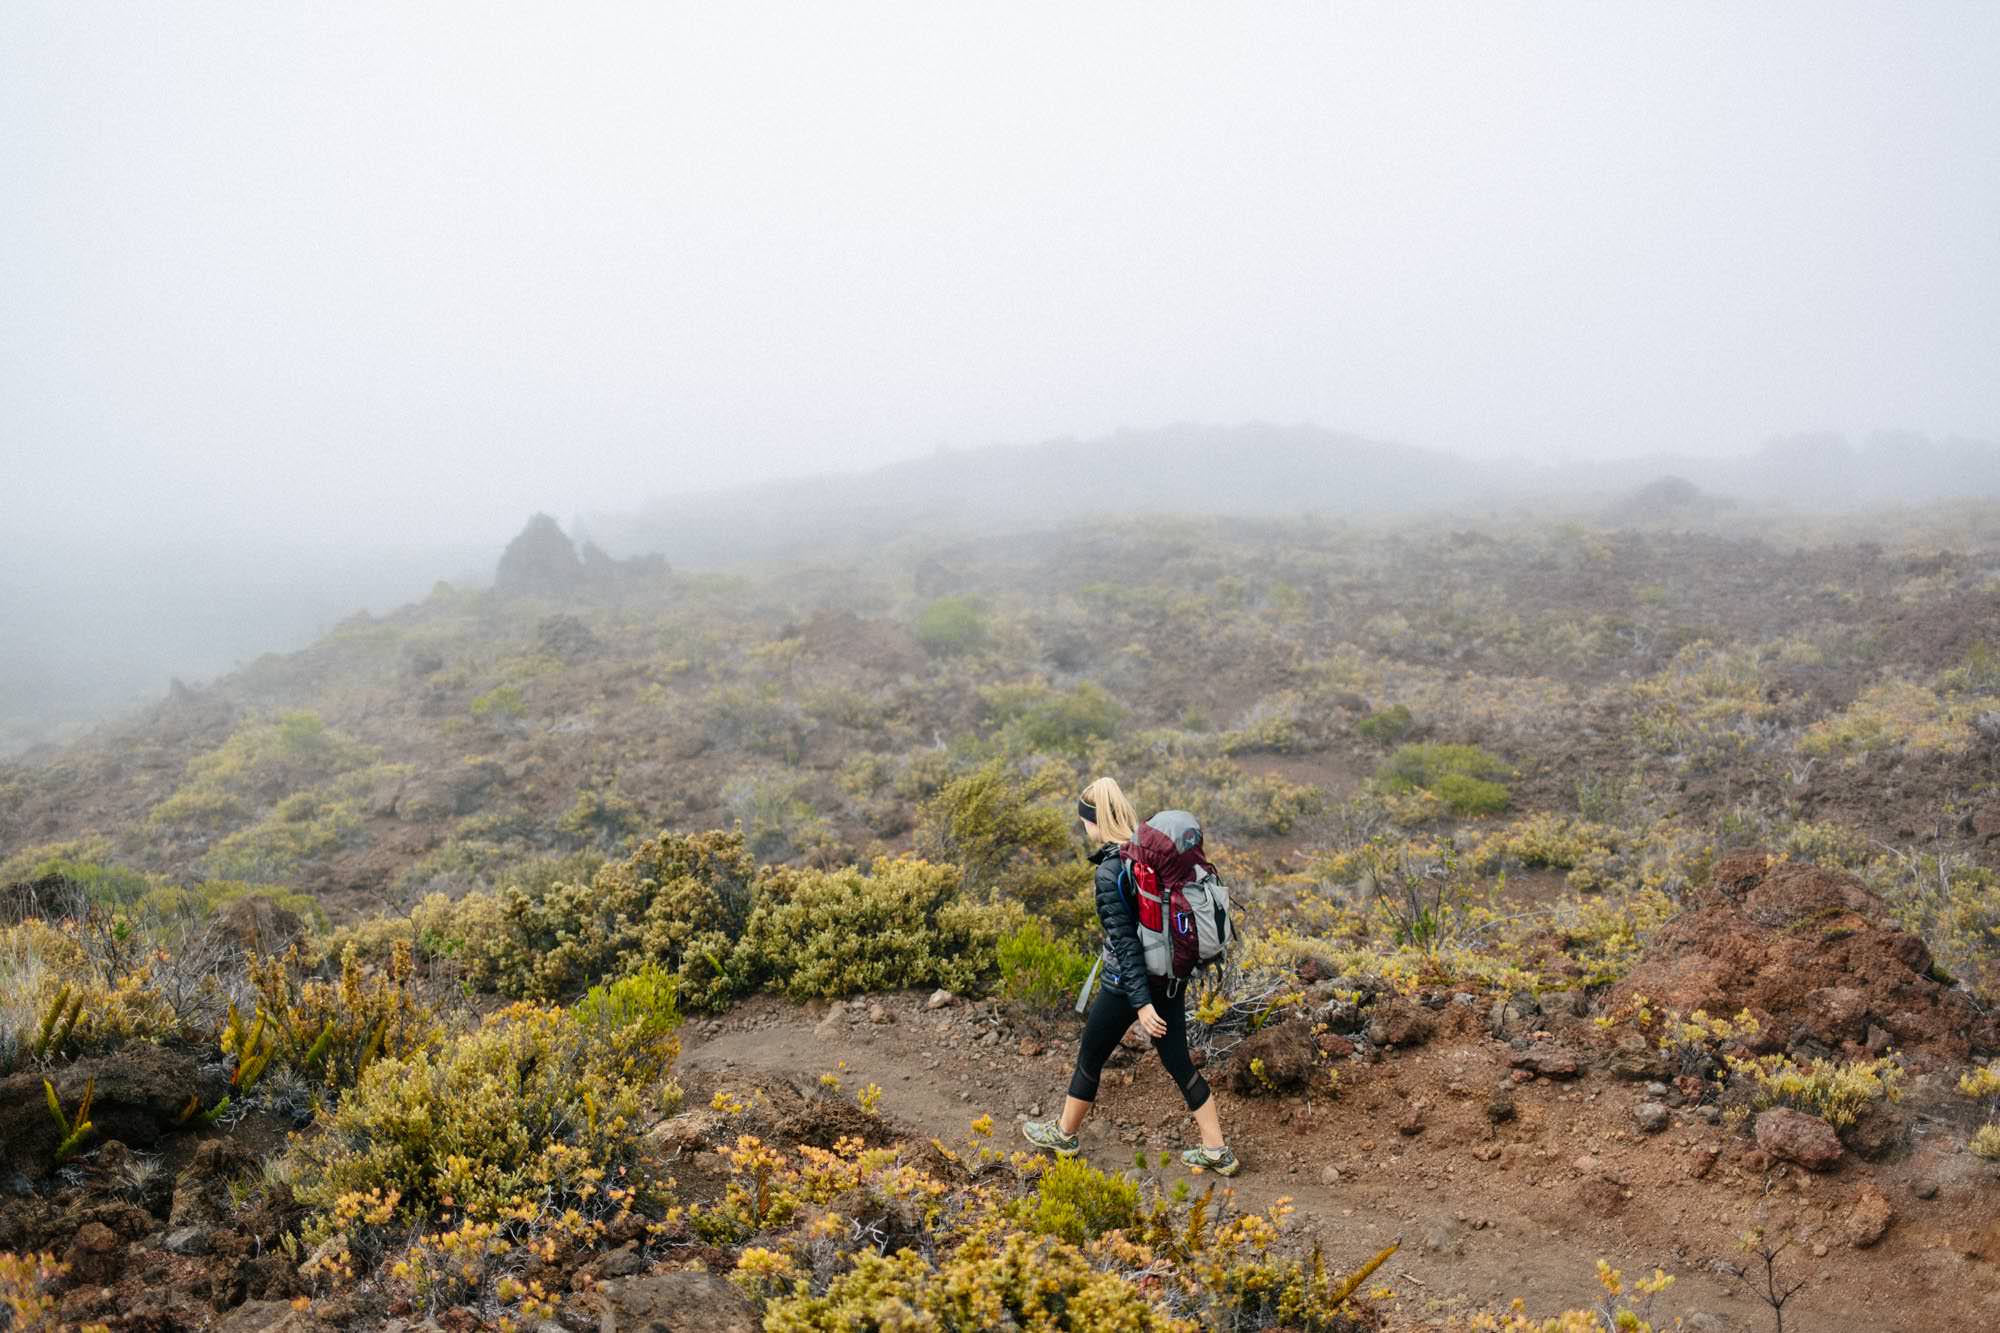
1022, 1119, 1081, 1157
1182, 1144, 1240, 1176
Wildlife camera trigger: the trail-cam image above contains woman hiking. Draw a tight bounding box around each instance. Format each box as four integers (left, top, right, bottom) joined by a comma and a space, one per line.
1022, 776, 1239, 1175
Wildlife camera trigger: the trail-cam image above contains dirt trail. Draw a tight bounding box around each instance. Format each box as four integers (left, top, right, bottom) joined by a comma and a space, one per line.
680, 993, 1998, 1332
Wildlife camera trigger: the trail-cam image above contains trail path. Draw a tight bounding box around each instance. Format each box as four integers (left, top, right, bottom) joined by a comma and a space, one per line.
679, 993, 1997, 1331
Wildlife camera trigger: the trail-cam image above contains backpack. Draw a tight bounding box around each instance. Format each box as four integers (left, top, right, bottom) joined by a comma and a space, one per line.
1121, 810, 1232, 980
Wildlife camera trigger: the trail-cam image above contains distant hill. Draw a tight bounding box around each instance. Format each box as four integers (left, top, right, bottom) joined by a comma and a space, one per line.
578, 423, 1515, 564
580, 423, 2000, 565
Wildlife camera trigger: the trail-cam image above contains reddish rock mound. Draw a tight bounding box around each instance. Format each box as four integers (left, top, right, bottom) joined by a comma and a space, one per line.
1611, 851, 1998, 1066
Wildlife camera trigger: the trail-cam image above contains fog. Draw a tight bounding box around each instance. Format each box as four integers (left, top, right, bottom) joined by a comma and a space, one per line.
3, 4, 1998, 746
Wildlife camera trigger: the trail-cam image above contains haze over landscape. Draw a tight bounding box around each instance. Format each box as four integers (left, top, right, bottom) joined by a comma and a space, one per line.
7, 4, 2000, 747
6, 7, 2000, 1330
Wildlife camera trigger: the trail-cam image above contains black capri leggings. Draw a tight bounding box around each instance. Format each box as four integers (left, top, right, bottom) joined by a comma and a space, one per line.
1068, 973, 1212, 1112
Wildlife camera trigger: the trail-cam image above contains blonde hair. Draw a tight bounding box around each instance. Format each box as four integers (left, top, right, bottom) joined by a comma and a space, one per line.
1080, 776, 1139, 844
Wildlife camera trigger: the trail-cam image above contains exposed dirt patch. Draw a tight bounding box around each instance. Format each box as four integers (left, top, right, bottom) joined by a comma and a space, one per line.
682, 991, 2000, 1331
1612, 852, 2000, 1068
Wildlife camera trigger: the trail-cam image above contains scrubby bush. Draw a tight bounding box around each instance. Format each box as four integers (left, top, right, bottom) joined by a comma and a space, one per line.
289, 993, 680, 1246
997, 918, 1093, 1009
557, 785, 649, 850
1355, 704, 1414, 744
1727, 1054, 1903, 1129
735, 856, 1016, 1000
1021, 1155, 1141, 1244
914, 596, 989, 655
236, 940, 435, 1096
915, 761, 1091, 929
201, 791, 365, 881
425, 829, 756, 1002
148, 711, 373, 830
0, 846, 154, 908
0, 918, 186, 1060
1800, 678, 1978, 759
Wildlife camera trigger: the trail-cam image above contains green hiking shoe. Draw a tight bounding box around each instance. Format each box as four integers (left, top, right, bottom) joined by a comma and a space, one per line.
1182, 1143, 1240, 1176
1022, 1118, 1081, 1157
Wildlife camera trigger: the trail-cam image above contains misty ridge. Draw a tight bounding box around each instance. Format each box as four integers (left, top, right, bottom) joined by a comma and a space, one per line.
4, 423, 1998, 757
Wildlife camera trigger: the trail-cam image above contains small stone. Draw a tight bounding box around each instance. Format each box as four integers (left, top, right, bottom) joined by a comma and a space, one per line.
1572, 1154, 1601, 1175
867, 1002, 891, 1024
1396, 1104, 1426, 1136
1845, 1184, 1894, 1248
1508, 1044, 1582, 1078
1687, 1146, 1721, 1179
64, 1222, 121, 1285
1018, 1038, 1044, 1057
1319, 1165, 1342, 1186
162, 1225, 212, 1256
1811, 1242, 1829, 1258
1486, 1091, 1516, 1123
1633, 1101, 1670, 1134
927, 989, 957, 1010
1912, 1178, 1939, 1200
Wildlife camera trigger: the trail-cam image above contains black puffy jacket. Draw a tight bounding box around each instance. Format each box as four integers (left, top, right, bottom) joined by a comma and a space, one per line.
1089, 843, 1152, 1008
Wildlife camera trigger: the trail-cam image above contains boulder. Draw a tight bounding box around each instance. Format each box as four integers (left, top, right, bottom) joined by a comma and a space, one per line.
218, 894, 306, 955
1229, 1021, 1318, 1096
1610, 852, 1997, 1066
1365, 998, 1435, 1048
1754, 1108, 1844, 1171
0, 1044, 209, 1175
597, 1270, 759, 1333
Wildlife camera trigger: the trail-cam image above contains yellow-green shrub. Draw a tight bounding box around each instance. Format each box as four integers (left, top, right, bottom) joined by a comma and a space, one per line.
735, 856, 1014, 999
1800, 679, 1979, 759
239, 940, 435, 1093
1021, 1155, 1141, 1245
1375, 743, 1511, 817
148, 710, 373, 830
762, 1230, 1195, 1333
0, 919, 185, 1059
426, 829, 756, 1002
1727, 1054, 1903, 1129
289, 995, 680, 1242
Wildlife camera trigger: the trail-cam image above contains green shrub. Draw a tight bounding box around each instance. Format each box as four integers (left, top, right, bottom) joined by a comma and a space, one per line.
914, 597, 988, 655
1375, 742, 1511, 816
0, 851, 154, 908
915, 761, 1089, 928
997, 919, 1093, 1010
1356, 704, 1414, 744
735, 856, 1015, 1000
981, 681, 1123, 757
468, 685, 524, 720
558, 786, 649, 850
133, 879, 327, 936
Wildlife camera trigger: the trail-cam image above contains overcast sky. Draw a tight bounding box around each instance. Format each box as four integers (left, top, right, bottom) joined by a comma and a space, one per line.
4, 3, 1996, 548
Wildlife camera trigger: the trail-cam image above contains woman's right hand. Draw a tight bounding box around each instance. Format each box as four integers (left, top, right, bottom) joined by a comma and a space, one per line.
1135, 1004, 1168, 1039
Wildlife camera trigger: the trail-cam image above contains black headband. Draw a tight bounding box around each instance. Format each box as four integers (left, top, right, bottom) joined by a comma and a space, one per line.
1077, 797, 1097, 823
